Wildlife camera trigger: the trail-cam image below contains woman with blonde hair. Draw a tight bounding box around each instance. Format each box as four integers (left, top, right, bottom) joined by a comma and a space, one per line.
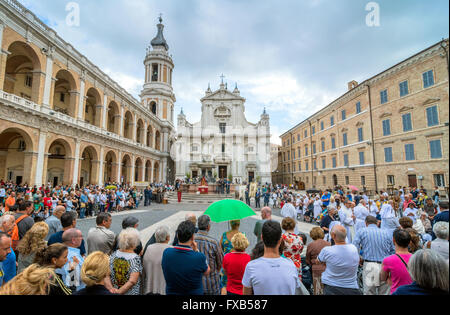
17, 222, 49, 273
0, 264, 57, 295
222, 233, 251, 295
73, 251, 116, 295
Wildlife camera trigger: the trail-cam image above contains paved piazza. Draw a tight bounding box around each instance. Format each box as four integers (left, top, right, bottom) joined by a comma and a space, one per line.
77, 202, 315, 252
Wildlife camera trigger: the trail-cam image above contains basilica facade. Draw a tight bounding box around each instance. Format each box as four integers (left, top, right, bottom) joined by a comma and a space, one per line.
0, 0, 175, 187
175, 80, 271, 184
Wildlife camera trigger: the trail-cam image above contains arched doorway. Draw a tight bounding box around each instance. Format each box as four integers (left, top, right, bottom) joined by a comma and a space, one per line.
0, 128, 34, 185
3, 41, 42, 103
52, 70, 78, 117
79, 146, 99, 186
46, 139, 72, 187
104, 151, 118, 184
136, 119, 144, 144
123, 111, 133, 140
333, 174, 338, 187
145, 160, 151, 182
84, 88, 102, 127
107, 101, 120, 134
135, 158, 143, 182
120, 154, 132, 184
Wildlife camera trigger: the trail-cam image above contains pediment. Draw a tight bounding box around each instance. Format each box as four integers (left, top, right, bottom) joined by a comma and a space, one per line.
398, 106, 413, 113
201, 89, 245, 102
422, 98, 440, 106
379, 112, 392, 119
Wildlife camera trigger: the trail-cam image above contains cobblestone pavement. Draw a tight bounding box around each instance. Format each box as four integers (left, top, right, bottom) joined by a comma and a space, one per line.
77, 202, 316, 254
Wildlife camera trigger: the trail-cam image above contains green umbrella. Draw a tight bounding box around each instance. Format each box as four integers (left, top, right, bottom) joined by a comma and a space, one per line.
204, 199, 256, 223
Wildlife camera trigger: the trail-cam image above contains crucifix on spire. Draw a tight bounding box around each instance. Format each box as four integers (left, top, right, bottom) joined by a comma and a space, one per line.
159, 13, 163, 23
220, 73, 225, 84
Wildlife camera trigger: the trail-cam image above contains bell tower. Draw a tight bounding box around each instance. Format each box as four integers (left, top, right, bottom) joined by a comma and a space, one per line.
141, 16, 176, 125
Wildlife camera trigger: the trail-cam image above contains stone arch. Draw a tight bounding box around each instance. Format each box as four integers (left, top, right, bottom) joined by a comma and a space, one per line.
79, 145, 100, 186
145, 160, 152, 182
104, 150, 118, 184
135, 157, 143, 182
149, 100, 157, 115
136, 119, 144, 144
0, 127, 36, 185
84, 87, 103, 127
107, 101, 120, 134
45, 138, 73, 186
120, 154, 132, 184
52, 69, 78, 118
123, 111, 134, 140
3, 41, 43, 103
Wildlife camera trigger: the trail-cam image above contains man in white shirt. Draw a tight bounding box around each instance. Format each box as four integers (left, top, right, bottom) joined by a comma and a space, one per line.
243, 220, 302, 295
317, 225, 361, 295
354, 199, 370, 233
281, 198, 298, 234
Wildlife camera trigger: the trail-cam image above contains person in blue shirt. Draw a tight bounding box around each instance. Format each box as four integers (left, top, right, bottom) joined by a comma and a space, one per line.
162, 220, 210, 295
0, 216, 16, 284
79, 192, 88, 219
321, 191, 331, 208
0, 232, 12, 287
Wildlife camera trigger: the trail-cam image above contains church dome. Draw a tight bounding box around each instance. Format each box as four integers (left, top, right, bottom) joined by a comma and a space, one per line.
151, 17, 169, 51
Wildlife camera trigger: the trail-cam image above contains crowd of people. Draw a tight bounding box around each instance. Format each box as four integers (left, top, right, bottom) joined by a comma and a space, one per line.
0, 179, 448, 295
0, 180, 175, 220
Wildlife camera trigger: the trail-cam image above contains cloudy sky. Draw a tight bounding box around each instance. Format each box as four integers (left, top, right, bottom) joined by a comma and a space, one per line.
19, 0, 449, 144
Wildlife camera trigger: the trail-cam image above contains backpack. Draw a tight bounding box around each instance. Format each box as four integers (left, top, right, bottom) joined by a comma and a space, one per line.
11, 214, 28, 251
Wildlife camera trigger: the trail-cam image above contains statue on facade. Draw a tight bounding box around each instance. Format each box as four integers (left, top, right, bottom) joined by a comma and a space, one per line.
249, 179, 258, 198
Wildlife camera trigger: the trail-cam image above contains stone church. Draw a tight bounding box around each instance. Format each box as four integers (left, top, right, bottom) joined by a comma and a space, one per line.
175, 79, 271, 184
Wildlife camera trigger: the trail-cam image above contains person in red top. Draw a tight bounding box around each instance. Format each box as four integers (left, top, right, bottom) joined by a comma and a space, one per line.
402, 194, 414, 211
43, 193, 52, 209
222, 233, 251, 295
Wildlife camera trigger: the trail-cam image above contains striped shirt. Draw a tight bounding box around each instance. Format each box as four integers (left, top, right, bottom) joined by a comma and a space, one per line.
352, 224, 395, 262
194, 231, 223, 295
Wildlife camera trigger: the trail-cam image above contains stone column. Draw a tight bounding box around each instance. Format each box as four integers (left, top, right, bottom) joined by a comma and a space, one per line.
102, 93, 108, 129
0, 21, 8, 90
141, 161, 146, 183
117, 151, 122, 183
68, 91, 79, 118
162, 158, 167, 183
98, 146, 104, 186
94, 104, 103, 128
119, 105, 125, 137
72, 140, 81, 186
77, 80, 86, 120
23, 151, 37, 187
0, 50, 10, 91
132, 114, 137, 142
130, 155, 135, 186
34, 131, 47, 187
42, 54, 54, 106
150, 160, 154, 183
